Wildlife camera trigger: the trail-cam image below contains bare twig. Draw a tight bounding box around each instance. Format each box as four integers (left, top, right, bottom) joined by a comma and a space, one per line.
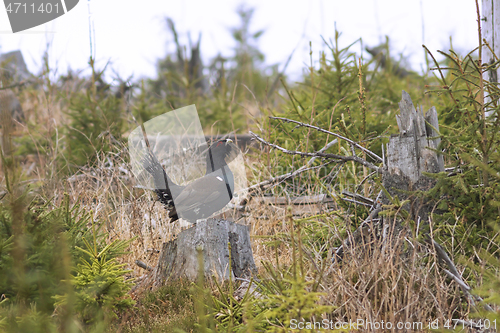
249, 131, 380, 172
355, 170, 378, 192
244, 136, 340, 195
244, 162, 333, 194
442, 269, 471, 292
0, 80, 30, 90
341, 190, 374, 206
307, 138, 338, 166
341, 197, 373, 207
269, 116, 383, 162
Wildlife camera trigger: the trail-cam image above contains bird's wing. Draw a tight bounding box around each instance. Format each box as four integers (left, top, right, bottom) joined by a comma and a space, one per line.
142, 151, 181, 190
174, 175, 230, 211
143, 150, 183, 223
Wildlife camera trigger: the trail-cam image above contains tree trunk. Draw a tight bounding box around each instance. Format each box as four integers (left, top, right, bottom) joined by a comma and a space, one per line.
482, 0, 500, 117
146, 218, 256, 288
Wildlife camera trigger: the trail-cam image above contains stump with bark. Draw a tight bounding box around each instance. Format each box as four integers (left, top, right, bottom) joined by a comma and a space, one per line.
143, 218, 256, 289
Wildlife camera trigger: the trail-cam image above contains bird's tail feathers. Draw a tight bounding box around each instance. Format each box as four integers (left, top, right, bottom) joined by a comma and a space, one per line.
142, 150, 172, 190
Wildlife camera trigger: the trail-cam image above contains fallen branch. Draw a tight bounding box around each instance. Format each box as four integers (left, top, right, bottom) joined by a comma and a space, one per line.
342, 190, 374, 206
135, 260, 153, 271
249, 131, 380, 172
429, 239, 494, 312
341, 197, 373, 207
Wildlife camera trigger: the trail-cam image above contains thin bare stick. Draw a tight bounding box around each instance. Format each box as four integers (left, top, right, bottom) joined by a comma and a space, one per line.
244, 162, 333, 193
307, 138, 338, 166
250, 131, 380, 172
342, 190, 374, 206
269, 116, 383, 162
0, 80, 30, 90
241, 136, 341, 198
442, 269, 470, 292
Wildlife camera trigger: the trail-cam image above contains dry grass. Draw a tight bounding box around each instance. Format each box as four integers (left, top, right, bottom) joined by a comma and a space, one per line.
322, 233, 465, 332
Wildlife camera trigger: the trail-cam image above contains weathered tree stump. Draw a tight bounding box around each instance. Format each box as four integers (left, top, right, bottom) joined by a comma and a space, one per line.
149, 218, 256, 288
335, 91, 444, 261
383, 90, 444, 224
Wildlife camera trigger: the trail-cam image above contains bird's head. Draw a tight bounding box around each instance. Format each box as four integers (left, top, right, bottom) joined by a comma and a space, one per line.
206, 138, 240, 172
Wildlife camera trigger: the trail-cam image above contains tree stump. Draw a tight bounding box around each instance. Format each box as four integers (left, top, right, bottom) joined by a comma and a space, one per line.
335, 91, 444, 261
149, 218, 256, 288
383, 90, 444, 224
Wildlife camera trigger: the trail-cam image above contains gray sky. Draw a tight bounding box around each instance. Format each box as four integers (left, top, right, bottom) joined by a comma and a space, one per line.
0, 0, 478, 81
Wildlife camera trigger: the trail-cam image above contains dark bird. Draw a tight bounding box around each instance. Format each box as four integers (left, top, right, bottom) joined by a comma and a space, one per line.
143, 138, 239, 223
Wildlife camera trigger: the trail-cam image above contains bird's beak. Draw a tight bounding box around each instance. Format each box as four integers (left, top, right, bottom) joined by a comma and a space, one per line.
225, 139, 233, 145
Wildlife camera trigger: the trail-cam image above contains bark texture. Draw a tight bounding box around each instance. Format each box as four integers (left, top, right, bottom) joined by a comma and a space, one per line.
150, 218, 256, 287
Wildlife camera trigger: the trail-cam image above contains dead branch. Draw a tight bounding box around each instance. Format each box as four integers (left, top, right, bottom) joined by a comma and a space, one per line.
342, 190, 374, 206
249, 131, 380, 172
307, 138, 338, 166
135, 260, 153, 271
269, 116, 383, 162
238, 133, 341, 200
244, 161, 334, 194
0, 80, 30, 90
430, 239, 494, 312
341, 197, 373, 207
245, 137, 340, 194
